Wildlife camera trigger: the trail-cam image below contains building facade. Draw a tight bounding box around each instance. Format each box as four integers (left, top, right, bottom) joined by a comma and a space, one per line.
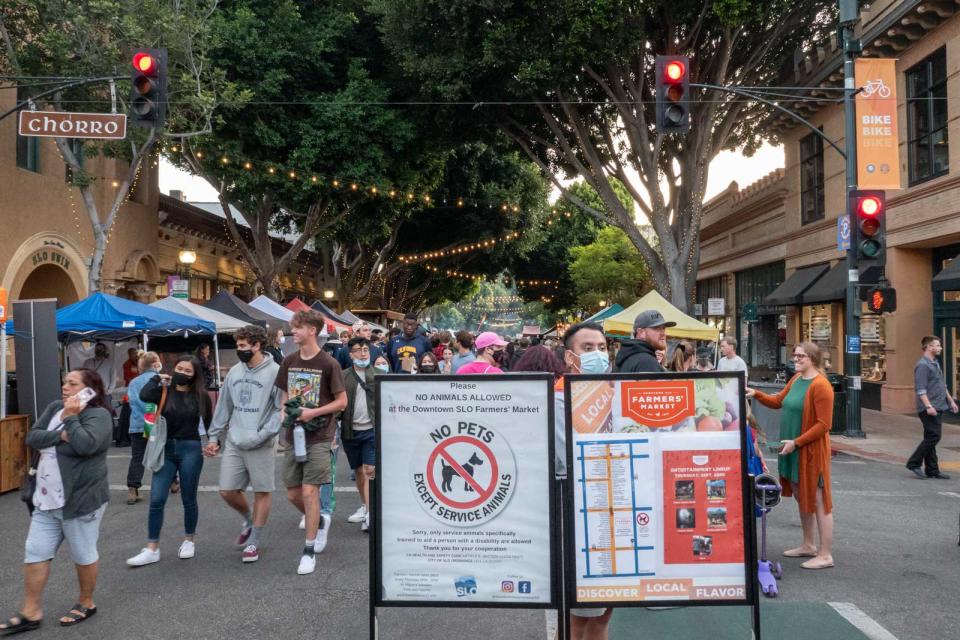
696, 0, 960, 414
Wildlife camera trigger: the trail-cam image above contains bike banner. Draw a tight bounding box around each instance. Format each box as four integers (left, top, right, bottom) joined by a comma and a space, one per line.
374, 374, 558, 608
565, 372, 756, 608
855, 58, 900, 190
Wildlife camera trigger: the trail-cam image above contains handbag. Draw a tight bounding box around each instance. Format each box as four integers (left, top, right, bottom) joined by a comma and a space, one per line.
144, 384, 169, 473
19, 448, 41, 515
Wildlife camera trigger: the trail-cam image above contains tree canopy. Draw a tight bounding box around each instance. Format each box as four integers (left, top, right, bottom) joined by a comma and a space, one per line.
373, 0, 837, 310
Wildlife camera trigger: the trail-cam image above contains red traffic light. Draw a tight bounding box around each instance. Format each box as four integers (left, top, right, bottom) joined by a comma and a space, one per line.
857, 195, 882, 217
665, 61, 685, 82
133, 52, 156, 75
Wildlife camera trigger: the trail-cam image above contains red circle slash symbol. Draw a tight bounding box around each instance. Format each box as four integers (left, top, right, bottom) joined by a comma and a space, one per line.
637, 512, 650, 526
426, 435, 499, 510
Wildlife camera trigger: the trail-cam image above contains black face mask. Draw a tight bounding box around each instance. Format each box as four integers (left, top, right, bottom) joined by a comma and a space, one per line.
237, 349, 255, 364
172, 372, 194, 387
420, 365, 437, 374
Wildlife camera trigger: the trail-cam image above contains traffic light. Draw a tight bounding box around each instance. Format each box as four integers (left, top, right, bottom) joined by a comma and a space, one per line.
655, 55, 690, 134
129, 48, 167, 128
851, 190, 886, 266
866, 286, 896, 314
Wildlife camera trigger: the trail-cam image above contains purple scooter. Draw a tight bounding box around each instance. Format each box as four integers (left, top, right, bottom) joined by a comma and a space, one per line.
754, 473, 783, 597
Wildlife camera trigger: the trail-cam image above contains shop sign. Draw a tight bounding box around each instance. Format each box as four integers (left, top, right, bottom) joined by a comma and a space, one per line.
707, 298, 725, 316
170, 278, 189, 299
19, 110, 127, 140
855, 59, 900, 189
30, 249, 71, 271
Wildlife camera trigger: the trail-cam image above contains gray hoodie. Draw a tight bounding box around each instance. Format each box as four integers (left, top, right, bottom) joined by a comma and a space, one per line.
208, 355, 281, 450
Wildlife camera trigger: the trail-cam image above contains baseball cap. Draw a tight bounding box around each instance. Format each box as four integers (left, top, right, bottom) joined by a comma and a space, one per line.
633, 309, 677, 330
475, 331, 508, 350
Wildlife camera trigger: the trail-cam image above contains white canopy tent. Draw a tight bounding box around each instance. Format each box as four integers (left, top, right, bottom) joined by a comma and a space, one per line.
150, 296, 251, 387
249, 295, 294, 321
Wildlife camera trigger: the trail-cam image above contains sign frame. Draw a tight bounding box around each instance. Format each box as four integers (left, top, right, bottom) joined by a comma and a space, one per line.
18, 110, 127, 140
563, 371, 759, 611
372, 373, 561, 611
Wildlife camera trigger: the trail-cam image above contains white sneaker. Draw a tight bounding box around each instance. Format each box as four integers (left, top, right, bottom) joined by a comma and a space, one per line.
361, 512, 370, 533
348, 505, 367, 523
127, 547, 161, 567
298, 515, 305, 530
314, 514, 331, 553
178, 540, 195, 559
297, 553, 316, 575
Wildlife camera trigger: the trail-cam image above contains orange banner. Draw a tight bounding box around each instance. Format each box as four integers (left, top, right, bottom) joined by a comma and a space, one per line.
855, 58, 901, 189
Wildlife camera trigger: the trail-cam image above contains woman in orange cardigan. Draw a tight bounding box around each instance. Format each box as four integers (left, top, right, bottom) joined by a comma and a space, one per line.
746, 342, 835, 569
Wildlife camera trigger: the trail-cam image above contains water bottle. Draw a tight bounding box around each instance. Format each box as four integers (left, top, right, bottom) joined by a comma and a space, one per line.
293, 425, 307, 462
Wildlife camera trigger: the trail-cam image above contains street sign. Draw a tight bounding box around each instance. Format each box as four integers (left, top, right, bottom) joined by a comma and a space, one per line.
171, 278, 189, 299
18, 110, 127, 140
846, 335, 861, 354
837, 215, 851, 251
707, 298, 725, 316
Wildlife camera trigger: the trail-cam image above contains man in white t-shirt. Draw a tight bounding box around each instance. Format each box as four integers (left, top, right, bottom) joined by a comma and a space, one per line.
716, 336, 748, 379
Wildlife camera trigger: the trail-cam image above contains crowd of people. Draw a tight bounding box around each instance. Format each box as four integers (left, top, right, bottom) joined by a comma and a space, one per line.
1, 307, 839, 640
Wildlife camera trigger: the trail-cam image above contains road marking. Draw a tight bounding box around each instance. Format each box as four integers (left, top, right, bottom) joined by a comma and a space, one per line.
109, 484, 358, 493
828, 602, 899, 640
833, 490, 920, 497
937, 491, 960, 499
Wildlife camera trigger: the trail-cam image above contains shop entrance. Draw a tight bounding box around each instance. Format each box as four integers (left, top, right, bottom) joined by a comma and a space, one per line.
933, 245, 960, 422
18, 263, 80, 306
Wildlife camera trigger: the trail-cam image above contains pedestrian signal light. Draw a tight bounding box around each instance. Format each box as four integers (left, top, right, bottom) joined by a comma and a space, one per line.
655, 55, 690, 134
129, 47, 167, 128
866, 286, 896, 314
850, 189, 886, 266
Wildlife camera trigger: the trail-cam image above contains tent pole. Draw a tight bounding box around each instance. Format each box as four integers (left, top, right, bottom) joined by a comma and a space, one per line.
213, 333, 222, 388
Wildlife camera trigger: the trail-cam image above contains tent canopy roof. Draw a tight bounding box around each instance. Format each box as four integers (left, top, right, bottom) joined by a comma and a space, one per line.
603, 290, 720, 341
150, 296, 249, 334
250, 296, 294, 321
4, 292, 215, 342
202, 290, 291, 334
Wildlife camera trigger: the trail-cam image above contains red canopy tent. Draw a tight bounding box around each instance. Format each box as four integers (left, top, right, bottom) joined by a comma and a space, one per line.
285, 298, 312, 312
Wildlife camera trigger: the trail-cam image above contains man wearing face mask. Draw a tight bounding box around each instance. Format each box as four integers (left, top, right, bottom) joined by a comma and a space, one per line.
205, 325, 282, 563
557, 322, 615, 637
340, 337, 378, 532
457, 331, 508, 374
614, 310, 676, 373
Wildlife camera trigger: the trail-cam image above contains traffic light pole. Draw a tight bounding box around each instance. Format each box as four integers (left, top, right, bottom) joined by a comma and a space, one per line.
842, 20, 866, 438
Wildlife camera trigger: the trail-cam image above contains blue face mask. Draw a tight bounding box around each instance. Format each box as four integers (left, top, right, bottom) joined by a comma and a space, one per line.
375, 363, 390, 373
577, 350, 610, 374
354, 358, 370, 368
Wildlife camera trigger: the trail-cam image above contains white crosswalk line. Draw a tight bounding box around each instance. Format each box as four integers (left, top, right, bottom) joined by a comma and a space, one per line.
828, 602, 899, 640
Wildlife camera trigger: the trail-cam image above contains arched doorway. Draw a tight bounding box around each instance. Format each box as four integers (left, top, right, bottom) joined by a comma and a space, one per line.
19, 263, 80, 306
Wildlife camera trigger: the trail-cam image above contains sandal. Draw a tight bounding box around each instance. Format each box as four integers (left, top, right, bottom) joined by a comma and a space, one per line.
59, 604, 96, 627
801, 558, 835, 570
783, 547, 817, 558
0, 613, 41, 636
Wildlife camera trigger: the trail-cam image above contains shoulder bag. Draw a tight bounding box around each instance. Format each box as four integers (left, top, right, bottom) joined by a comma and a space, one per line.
144, 384, 169, 473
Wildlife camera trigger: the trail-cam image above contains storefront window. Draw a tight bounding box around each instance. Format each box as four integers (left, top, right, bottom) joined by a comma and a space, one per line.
801, 304, 837, 372
860, 315, 886, 382
735, 262, 786, 374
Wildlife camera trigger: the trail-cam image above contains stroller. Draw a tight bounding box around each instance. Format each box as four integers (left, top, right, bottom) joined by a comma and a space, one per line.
754, 473, 784, 597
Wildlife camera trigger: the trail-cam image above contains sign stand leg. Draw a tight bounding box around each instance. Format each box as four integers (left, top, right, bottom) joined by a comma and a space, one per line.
556, 478, 571, 640
369, 481, 378, 640
748, 486, 762, 640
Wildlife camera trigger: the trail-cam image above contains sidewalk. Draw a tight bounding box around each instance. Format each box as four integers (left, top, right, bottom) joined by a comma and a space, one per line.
830, 408, 960, 471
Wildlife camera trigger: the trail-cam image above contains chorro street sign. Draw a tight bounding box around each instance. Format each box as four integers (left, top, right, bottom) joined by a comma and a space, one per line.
19, 111, 127, 140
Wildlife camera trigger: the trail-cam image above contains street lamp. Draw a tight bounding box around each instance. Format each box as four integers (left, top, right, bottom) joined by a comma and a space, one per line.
177, 248, 196, 280
323, 289, 335, 300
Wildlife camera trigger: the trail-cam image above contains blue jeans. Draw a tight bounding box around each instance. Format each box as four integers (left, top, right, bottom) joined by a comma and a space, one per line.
148, 438, 203, 541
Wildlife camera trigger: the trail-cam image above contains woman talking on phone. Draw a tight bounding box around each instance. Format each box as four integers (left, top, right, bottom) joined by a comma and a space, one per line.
127, 355, 212, 567
0, 369, 112, 634
746, 342, 835, 570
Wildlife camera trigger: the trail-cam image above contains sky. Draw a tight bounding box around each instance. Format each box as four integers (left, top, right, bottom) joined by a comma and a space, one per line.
158, 143, 786, 205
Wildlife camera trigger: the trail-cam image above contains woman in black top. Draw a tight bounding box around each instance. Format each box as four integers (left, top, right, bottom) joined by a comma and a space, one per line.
126, 355, 212, 567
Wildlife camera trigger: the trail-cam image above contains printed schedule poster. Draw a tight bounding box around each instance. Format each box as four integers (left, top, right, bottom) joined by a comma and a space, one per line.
377, 375, 555, 605
567, 373, 750, 606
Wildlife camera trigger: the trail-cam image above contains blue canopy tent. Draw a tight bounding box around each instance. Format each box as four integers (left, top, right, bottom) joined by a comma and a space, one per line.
4, 292, 215, 344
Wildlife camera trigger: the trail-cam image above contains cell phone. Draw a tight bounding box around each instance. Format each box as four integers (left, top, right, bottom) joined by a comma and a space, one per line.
74, 387, 96, 405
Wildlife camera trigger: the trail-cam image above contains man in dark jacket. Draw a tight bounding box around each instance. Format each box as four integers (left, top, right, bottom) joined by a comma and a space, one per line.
613, 309, 675, 373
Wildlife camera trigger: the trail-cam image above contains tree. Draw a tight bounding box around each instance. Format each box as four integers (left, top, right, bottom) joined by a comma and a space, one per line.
374, 0, 836, 310
171, 0, 440, 299
569, 227, 651, 310
0, 0, 221, 294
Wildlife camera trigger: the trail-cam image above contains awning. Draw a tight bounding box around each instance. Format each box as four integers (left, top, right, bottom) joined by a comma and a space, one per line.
762, 263, 829, 306
801, 262, 848, 304
933, 255, 960, 291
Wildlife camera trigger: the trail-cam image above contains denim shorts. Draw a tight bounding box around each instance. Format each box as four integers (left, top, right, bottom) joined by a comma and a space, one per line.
342, 428, 376, 469
24, 503, 108, 565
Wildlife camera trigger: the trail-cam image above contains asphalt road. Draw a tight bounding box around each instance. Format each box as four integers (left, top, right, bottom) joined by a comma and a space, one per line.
0, 448, 955, 639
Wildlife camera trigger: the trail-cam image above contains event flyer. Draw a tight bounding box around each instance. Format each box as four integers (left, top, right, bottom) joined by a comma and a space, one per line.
378, 376, 554, 605
568, 374, 749, 605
